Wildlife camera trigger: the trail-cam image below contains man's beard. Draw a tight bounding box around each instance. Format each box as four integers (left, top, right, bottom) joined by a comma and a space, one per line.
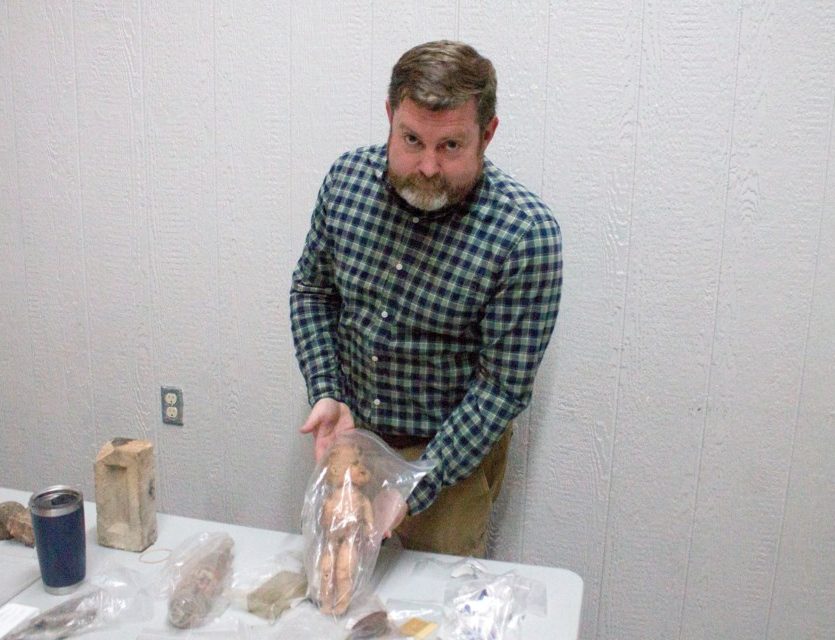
387, 155, 483, 211
388, 172, 461, 211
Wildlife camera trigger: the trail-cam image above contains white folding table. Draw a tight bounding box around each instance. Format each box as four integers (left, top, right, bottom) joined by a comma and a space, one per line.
0, 487, 582, 638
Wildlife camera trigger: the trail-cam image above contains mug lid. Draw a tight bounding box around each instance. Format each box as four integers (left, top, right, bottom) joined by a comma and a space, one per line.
29, 485, 83, 517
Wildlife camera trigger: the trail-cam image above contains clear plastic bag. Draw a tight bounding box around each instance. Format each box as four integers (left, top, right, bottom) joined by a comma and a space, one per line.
406, 557, 547, 639
385, 599, 443, 639
301, 430, 433, 616
136, 618, 275, 640
441, 571, 546, 640
343, 598, 397, 639
262, 600, 347, 638
1, 565, 153, 640
161, 532, 235, 629
443, 574, 516, 640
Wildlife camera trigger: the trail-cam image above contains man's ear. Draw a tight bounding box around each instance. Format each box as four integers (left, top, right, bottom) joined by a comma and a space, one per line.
385, 100, 393, 124
482, 116, 499, 148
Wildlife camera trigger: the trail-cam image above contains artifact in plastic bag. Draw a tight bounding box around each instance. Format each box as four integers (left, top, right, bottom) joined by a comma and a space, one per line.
398, 617, 439, 639
384, 600, 444, 639
442, 571, 547, 640
315, 438, 374, 615
302, 430, 433, 616
246, 569, 307, 621
0, 501, 34, 546
1, 590, 100, 640
446, 581, 514, 639
2, 565, 153, 640
165, 532, 235, 629
227, 551, 307, 622
346, 609, 393, 639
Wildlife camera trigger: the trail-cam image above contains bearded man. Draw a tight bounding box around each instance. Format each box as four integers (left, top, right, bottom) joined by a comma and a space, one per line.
290, 40, 562, 557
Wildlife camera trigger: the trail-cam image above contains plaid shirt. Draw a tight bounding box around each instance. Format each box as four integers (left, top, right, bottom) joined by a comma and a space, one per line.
291, 144, 562, 514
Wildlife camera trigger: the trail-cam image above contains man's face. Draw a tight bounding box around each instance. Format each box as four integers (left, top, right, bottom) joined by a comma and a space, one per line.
386, 97, 498, 211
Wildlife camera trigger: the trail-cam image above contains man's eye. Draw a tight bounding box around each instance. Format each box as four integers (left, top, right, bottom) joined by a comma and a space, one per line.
404, 134, 419, 145
445, 140, 460, 151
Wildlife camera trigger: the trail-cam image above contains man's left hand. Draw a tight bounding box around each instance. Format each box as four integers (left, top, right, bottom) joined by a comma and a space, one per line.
372, 489, 408, 540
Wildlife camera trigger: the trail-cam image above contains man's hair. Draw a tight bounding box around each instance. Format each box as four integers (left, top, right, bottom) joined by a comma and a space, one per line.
388, 40, 497, 131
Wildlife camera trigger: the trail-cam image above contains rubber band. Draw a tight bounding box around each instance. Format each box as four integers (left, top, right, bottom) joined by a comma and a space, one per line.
139, 547, 172, 564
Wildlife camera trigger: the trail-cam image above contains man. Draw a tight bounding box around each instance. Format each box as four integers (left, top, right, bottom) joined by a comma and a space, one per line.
290, 40, 561, 557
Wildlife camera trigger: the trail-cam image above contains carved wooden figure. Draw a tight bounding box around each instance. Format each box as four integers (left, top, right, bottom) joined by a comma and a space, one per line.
318, 442, 375, 615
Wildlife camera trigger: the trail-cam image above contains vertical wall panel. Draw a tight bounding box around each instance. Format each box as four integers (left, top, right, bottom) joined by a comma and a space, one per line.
682, 3, 835, 639
599, 3, 740, 639
458, 0, 552, 561
287, 2, 375, 498
214, 0, 301, 531
6, 1, 93, 489
460, 0, 550, 194
0, 2, 33, 487
73, 2, 154, 457
531, 4, 643, 639
767, 86, 835, 640
290, 1, 374, 261
369, 1, 457, 143
143, 1, 224, 517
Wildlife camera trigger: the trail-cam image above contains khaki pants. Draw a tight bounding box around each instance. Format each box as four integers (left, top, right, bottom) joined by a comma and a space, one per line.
392, 426, 513, 558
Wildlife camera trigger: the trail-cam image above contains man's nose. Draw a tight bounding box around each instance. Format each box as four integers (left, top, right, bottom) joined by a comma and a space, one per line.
417, 150, 440, 178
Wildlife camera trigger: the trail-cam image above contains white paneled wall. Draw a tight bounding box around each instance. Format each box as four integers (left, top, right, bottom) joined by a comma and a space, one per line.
1, 2, 833, 639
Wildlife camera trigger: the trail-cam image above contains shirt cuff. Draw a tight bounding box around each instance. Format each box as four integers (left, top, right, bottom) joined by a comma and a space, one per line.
406, 471, 442, 515
306, 374, 344, 406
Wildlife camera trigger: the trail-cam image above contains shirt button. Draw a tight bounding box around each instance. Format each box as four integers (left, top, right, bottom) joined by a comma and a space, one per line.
395, 262, 403, 271
371, 355, 379, 362
412, 216, 420, 223
381, 310, 389, 319
373, 398, 381, 407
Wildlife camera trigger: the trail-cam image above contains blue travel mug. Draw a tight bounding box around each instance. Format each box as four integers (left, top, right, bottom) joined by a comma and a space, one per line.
29, 486, 87, 594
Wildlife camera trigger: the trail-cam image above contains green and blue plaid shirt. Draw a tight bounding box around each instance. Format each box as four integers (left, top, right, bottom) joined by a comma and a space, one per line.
291, 144, 562, 514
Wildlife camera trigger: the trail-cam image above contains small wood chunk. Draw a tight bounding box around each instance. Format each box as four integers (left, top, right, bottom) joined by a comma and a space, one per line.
0, 502, 34, 546
399, 616, 439, 639
8, 508, 34, 546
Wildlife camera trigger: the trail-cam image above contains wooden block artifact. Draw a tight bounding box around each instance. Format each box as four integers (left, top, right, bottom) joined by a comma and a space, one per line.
94, 437, 158, 551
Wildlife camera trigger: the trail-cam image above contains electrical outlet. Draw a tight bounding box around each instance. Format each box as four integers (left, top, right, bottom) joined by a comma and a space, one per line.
161, 386, 183, 426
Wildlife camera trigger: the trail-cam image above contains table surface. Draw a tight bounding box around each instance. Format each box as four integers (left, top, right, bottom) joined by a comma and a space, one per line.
0, 487, 582, 639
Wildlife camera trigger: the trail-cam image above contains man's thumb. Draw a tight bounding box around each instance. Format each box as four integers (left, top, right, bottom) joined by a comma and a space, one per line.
299, 416, 316, 434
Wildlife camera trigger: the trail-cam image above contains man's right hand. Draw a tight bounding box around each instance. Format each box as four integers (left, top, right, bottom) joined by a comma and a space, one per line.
299, 398, 355, 462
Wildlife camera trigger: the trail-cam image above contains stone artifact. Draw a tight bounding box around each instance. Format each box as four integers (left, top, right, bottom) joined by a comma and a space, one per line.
316, 441, 375, 615
246, 570, 307, 621
94, 437, 157, 552
348, 610, 392, 638
168, 534, 234, 629
0, 501, 34, 546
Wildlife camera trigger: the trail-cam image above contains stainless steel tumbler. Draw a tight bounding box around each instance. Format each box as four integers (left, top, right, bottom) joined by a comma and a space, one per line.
29, 485, 87, 594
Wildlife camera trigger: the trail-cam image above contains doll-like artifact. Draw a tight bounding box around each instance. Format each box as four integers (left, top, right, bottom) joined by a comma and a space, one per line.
316, 441, 374, 615
166, 533, 234, 628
